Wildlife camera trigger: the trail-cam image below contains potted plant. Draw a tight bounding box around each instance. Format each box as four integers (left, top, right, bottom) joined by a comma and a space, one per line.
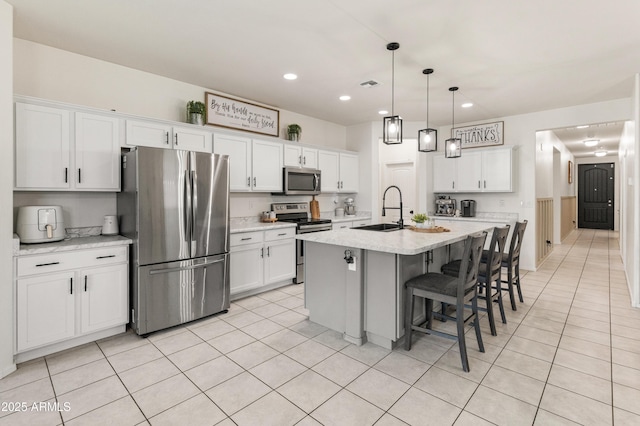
287, 124, 302, 141
187, 100, 206, 125
411, 213, 430, 228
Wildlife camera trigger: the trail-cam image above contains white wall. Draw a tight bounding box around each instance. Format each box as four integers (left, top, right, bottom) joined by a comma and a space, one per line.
13, 39, 355, 222
619, 76, 639, 307
349, 98, 631, 272
1, 0, 16, 379
14, 39, 347, 150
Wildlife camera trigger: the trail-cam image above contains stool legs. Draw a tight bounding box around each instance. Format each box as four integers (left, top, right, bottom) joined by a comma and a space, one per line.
404, 286, 414, 351
483, 282, 497, 336
516, 264, 524, 303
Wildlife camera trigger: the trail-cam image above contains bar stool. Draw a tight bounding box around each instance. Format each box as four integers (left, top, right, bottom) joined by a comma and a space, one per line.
441, 226, 510, 336
404, 232, 487, 372
495, 220, 527, 310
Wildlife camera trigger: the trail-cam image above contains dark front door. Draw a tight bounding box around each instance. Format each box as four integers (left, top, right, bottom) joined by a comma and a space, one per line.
578, 163, 614, 229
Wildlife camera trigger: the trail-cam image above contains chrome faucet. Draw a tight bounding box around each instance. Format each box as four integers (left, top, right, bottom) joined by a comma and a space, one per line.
382, 185, 404, 229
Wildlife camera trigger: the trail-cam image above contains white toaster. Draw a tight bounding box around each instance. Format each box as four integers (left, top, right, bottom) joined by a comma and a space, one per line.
16, 205, 66, 243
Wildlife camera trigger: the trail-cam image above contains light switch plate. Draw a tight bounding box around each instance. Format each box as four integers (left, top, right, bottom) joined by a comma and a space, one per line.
348, 257, 357, 271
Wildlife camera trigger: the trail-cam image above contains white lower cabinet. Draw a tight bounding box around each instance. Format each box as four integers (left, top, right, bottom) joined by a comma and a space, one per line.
15, 246, 129, 355
80, 264, 128, 334
17, 272, 76, 351
230, 228, 295, 297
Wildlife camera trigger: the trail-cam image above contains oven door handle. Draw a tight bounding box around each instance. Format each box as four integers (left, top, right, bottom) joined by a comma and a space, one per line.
298, 223, 332, 233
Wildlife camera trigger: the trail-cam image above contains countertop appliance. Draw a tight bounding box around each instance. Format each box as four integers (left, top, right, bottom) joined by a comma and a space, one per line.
435, 196, 456, 216
461, 200, 476, 217
272, 202, 332, 285
344, 198, 356, 216
118, 147, 230, 335
17, 205, 65, 243
277, 167, 321, 195
102, 215, 119, 235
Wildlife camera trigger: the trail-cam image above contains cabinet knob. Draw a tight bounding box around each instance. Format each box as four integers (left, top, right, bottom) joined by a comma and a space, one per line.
175, 134, 178, 145
165, 132, 169, 144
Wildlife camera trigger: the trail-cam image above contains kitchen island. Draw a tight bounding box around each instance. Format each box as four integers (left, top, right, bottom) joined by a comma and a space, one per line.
296, 221, 498, 349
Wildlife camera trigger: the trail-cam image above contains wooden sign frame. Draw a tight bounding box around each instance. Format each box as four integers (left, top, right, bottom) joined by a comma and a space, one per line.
452, 121, 504, 149
205, 92, 279, 137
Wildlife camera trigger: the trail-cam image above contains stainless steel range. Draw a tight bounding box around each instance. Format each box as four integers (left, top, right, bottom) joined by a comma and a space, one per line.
272, 202, 332, 284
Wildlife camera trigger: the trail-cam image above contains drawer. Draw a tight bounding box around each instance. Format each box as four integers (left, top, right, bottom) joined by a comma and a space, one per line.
264, 227, 296, 242
334, 221, 352, 229
230, 231, 264, 247
17, 246, 128, 277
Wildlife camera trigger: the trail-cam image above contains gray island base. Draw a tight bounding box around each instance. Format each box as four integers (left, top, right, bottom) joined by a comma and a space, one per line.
297, 222, 499, 349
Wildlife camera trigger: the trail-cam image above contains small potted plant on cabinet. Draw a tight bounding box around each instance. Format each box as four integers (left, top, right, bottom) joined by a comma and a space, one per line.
187, 100, 206, 125
287, 124, 302, 141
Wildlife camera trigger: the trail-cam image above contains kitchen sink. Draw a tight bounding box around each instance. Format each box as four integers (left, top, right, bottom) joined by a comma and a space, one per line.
353, 223, 402, 232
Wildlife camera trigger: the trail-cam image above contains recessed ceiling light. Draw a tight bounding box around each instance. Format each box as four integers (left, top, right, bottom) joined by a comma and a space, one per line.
576, 125, 589, 129
283, 73, 297, 80
583, 139, 599, 147
378, 110, 388, 115
461, 102, 473, 108
339, 95, 351, 101
594, 150, 607, 157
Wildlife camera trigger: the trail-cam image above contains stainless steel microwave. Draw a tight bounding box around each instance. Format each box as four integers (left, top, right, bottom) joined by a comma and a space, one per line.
280, 167, 321, 195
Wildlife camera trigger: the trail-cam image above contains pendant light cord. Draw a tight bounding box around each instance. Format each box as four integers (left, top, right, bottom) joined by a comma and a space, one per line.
391, 49, 395, 116
426, 74, 430, 127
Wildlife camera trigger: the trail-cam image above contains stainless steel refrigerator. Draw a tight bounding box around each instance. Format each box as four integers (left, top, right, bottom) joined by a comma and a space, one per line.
118, 147, 230, 335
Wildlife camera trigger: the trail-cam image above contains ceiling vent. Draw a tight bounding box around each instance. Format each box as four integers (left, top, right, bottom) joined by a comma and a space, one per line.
360, 80, 380, 88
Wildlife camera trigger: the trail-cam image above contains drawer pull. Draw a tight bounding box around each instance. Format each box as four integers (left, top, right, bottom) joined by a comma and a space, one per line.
277, 233, 287, 236
241, 237, 252, 241
36, 261, 60, 267
84, 275, 87, 292
70, 277, 73, 295
96, 255, 116, 259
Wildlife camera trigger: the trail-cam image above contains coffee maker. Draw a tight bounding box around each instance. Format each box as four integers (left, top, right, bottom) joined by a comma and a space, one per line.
435, 196, 456, 216
460, 200, 476, 217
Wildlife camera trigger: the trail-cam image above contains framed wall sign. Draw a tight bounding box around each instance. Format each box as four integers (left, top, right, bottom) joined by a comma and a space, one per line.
452, 121, 504, 149
205, 92, 280, 137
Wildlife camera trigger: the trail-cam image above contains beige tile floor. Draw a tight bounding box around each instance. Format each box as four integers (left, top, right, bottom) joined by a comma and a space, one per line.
1, 229, 639, 425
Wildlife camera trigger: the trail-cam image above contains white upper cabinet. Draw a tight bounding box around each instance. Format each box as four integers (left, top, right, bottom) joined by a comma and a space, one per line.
432, 146, 514, 193
125, 120, 173, 149
15, 103, 71, 190
318, 150, 339, 192
213, 134, 283, 192
456, 151, 483, 192
172, 126, 213, 153
318, 150, 359, 193
432, 154, 457, 192
75, 112, 120, 190
339, 152, 359, 193
252, 139, 283, 191
284, 144, 318, 169
213, 134, 252, 191
482, 148, 513, 191
15, 103, 120, 191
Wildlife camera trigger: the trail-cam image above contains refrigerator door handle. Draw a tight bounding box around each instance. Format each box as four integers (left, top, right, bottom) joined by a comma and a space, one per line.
191, 168, 197, 253
184, 156, 193, 256
148, 258, 225, 275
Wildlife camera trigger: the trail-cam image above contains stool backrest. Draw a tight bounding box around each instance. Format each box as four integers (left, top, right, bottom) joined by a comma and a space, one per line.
508, 220, 528, 268
458, 232, 488, 299
487, 225, 510, 282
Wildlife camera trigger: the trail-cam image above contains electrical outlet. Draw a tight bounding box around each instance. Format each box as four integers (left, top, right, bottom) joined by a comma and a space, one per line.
348, 257, 357, 271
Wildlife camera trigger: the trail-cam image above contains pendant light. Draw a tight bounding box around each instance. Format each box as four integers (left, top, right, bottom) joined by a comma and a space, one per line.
383, 42, 402, 144
445, 86, 461, 158
418, 68, 437, 152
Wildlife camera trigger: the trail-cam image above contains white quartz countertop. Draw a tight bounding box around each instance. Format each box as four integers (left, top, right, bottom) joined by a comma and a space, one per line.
296, 221, 495, 255
17, 235, 132, 256
230, 218, 297, 233
329, 212, 372, 224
